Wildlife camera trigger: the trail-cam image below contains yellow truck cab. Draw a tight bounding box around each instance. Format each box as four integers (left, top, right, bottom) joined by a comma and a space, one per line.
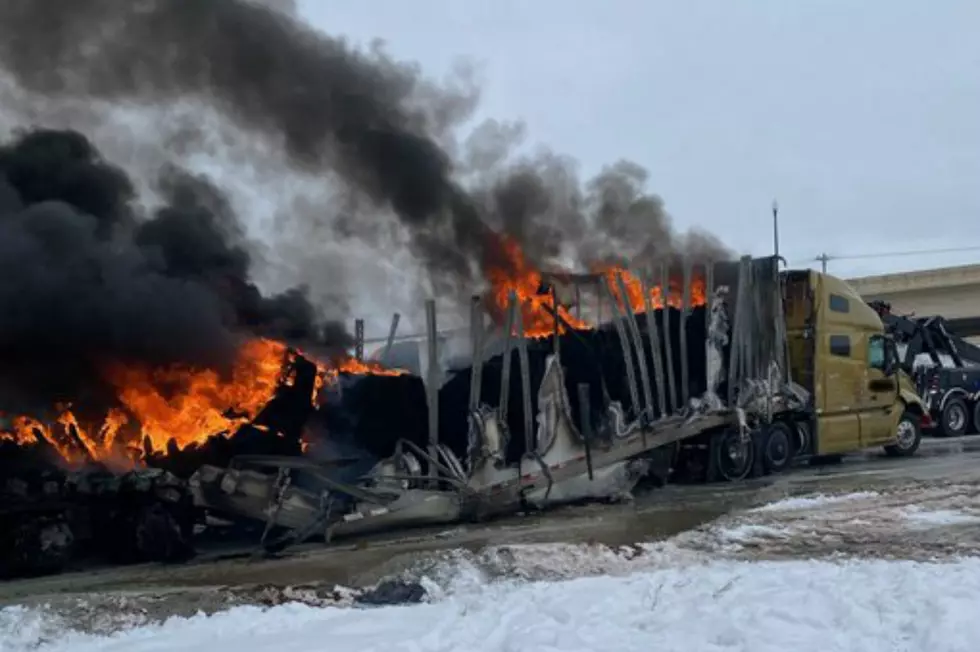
783, 269, 927, 457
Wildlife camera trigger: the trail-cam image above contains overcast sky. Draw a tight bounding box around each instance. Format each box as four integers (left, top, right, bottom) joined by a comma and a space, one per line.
299, 0, 980, 278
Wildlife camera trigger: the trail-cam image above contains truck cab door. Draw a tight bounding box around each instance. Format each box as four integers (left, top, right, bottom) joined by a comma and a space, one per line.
859, 334, 899, 446
816, 333, 864, 455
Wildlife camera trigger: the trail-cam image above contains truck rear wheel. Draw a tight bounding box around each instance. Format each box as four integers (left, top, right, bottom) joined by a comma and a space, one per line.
971, 401, 980, 435
761, 422, 795, 474
884, 411, 922, 457
708, 428, 754, 482
939, 397, 968, 437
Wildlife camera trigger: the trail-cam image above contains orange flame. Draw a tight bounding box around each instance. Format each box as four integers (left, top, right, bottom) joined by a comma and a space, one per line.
101, 338, 290, 456
598, 266, 707, 314
2, 339, 406, 467
322, 358, 406, 385
313, 357, 407, 407
485, 234, 589, 338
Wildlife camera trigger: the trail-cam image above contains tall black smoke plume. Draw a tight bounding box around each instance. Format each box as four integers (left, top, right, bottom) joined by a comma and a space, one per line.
0, 128, 349, 414
0, 0, 731, 307
0, 0, 491, 292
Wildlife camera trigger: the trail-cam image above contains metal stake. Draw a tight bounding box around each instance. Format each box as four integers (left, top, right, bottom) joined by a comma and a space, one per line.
424, 300, 440, 480
354, 319, 364, 361
381, 313, 400, 365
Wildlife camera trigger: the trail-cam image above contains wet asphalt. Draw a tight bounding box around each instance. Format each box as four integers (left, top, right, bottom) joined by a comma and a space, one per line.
3, 436, 980, 604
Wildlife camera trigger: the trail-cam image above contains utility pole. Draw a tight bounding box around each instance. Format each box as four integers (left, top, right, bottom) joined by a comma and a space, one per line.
815, 253, 830, 273
772, 199, 780, 259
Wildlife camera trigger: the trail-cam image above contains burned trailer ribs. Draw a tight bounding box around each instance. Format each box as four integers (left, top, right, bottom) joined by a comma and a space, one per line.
189, 255, 807, 551
448, 255, 804, 502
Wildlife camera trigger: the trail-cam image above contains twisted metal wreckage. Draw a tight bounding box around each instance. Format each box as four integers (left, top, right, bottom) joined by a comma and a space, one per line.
191, 254, 809, 553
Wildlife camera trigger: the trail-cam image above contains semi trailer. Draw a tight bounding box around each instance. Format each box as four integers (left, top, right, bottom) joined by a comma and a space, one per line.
189, 255, 927, 552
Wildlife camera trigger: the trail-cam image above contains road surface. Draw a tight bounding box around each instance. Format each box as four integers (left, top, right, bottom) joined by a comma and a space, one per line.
3, 437, 980, 628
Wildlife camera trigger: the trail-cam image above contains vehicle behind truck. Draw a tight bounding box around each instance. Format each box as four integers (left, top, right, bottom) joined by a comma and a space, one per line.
870, 301, 980, 437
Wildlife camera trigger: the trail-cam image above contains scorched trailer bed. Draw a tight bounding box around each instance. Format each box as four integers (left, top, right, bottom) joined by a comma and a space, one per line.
189, 255, 808, 552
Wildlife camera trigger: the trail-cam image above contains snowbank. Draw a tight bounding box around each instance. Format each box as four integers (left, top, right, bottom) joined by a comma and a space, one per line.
748, 490, 880, 512
5, 556, 980, 652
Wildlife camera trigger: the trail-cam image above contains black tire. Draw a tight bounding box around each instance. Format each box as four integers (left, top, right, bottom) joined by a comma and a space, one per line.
708, 428, 755, 482
972, 401, 980, 435
939, 397, 969, 437
884, 410, 922, 457
762, 422, 795, 474
793, 421, 812, 456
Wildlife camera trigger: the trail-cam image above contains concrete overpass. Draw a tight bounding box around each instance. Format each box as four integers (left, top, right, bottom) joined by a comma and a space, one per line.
846, 263, 980, 340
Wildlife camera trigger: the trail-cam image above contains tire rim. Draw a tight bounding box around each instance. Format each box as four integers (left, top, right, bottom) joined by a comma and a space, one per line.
719, 432, 752, 480
948, 405, 966, 432
896, 419, 917, 449
767, 433, 789, 466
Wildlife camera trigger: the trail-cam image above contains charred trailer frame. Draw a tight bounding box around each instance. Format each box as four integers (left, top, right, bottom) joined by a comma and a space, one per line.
457, 253, 809, 498
187, 255, 809, 552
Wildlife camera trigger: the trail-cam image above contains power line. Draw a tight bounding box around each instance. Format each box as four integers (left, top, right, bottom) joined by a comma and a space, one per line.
820, 245, 980, 262
810, 245, 980, 273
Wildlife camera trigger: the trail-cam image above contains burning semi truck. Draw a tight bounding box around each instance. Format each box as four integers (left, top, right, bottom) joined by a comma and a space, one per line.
187, 254, 929, 553
1, 253, 928, 577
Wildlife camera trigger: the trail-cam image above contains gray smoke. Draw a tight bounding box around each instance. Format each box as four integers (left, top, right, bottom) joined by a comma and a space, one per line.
0, 0, 732, 311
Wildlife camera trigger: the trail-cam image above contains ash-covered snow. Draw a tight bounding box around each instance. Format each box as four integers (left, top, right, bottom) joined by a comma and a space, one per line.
5, 483, 980, 651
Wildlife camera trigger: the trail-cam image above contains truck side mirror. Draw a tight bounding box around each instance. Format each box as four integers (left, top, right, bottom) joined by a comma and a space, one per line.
882, 340, 897, 376
882, 357, 895, 376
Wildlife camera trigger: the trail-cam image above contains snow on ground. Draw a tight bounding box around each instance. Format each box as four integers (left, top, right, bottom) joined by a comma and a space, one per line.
902, 506, 980, 528
747, 490, 880, 512
683, 483, 980, 559
5, 557, 980, 652
6, 483, 980, 651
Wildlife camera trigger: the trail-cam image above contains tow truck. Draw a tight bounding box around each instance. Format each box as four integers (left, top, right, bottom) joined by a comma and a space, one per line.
871, 300, 980, 437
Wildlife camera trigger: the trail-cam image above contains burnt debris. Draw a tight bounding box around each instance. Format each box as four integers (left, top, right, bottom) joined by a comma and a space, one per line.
0, 449, 196, 579
0, 350, 321, 579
